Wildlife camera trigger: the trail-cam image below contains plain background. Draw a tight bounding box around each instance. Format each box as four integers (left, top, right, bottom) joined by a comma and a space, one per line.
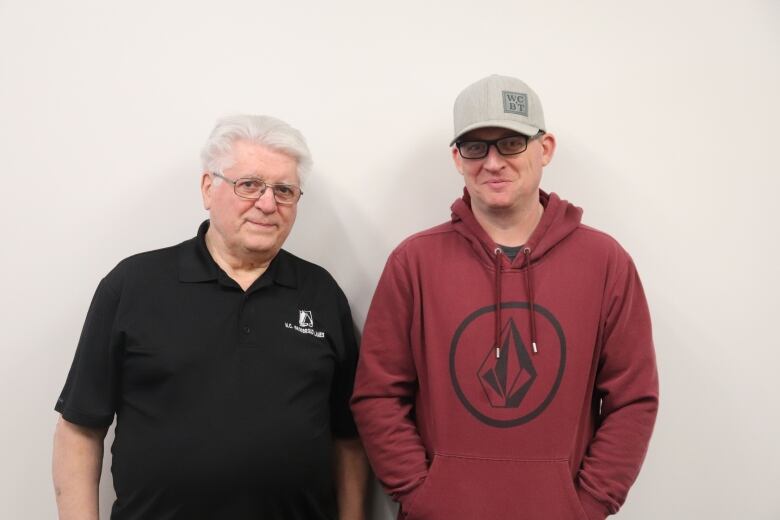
1, 0, 778, 518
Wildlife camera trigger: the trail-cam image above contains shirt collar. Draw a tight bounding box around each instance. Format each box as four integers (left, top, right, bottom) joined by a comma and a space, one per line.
178, 220, 297, 289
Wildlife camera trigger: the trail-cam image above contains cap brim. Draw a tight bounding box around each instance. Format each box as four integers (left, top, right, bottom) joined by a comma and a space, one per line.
450, 119, 542, 146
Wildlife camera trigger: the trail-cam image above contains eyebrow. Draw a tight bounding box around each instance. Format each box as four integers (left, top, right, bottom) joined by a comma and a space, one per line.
235, 173, 299, 186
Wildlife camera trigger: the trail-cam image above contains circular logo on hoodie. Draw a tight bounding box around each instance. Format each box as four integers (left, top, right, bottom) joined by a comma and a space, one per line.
449, 302, 566, 428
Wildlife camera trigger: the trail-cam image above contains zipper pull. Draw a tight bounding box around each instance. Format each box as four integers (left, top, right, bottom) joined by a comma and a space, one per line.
495, 346, 500, 358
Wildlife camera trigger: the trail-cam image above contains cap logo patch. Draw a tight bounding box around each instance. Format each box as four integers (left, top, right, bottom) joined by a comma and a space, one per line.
502, 91, 528, 116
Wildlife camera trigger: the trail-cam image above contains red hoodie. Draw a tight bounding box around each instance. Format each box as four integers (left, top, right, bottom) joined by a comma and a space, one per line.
351, 191, 658, 520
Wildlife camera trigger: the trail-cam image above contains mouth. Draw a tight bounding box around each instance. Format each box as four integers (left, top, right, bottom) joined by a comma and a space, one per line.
245, 219, 277, 229
484, 179, 511, 186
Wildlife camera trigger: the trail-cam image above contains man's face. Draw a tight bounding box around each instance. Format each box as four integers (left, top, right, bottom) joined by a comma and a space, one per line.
201, 140, 300, 261
452, 127, 556, 216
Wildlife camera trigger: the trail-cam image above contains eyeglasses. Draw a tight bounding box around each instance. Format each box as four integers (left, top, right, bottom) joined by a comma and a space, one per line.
455, 131, 544, 159
212, 172, 303, 205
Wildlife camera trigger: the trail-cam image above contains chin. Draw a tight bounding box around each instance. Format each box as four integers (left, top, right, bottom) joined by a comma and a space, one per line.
484, 198, 517, 210
242, 240, 278, 254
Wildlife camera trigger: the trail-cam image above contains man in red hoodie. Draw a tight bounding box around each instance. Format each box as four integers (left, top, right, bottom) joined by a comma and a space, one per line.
351, 75, 658, 520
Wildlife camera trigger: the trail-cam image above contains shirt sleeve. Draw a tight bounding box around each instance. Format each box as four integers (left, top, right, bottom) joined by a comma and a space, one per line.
329, 286, 360, 438
576, 254, 659, 519
55, 276, 124, 428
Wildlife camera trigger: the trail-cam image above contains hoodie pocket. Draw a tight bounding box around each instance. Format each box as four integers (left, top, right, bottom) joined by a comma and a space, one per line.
402, 454, 588, 520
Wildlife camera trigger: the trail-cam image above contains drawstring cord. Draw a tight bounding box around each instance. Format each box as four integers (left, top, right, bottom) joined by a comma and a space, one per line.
493, 248, 502, 358
494, 246, 539, 357
523, 247, 538, 353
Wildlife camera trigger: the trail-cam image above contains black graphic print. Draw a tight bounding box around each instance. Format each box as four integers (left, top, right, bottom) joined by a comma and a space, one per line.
450, 302, 566, 428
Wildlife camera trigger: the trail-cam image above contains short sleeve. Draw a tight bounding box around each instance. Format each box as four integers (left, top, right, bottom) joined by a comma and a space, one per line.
329, 288, 359, 438
55, 276, 123, 428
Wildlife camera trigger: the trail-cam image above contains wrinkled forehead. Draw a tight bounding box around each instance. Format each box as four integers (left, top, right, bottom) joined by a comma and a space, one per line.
226, 140, 300, 182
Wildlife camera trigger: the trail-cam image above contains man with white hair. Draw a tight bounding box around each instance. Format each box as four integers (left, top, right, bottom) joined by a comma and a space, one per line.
352, 75, 658, 519
53, 115, 368, 519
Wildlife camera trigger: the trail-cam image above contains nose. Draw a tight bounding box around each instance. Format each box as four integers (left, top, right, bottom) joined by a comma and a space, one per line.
481, 143, 505, 171
253, 187, 278, 213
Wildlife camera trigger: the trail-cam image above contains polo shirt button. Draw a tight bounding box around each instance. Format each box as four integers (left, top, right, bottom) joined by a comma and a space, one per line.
242, 325, 251, 334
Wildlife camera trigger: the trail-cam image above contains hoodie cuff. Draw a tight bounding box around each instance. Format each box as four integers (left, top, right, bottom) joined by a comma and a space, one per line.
577, 487, 610, 520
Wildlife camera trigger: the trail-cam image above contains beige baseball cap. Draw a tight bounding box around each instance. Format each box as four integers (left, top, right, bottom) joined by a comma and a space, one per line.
451, 74, 546, 145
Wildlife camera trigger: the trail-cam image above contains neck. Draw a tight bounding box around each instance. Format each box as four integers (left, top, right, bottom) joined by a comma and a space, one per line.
205, 228, 273, 290
472, 199, 544, 247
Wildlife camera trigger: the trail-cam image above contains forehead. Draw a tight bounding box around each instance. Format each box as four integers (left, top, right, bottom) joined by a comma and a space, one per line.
228, 140, 299, 182
460, 126, 525, 140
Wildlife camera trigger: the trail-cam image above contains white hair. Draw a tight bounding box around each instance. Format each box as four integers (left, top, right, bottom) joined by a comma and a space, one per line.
200, 114, 312, 185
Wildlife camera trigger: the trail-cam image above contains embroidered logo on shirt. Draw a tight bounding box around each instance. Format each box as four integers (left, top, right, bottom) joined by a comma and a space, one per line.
285, 310, 325, 338
299, 310, 313, 328
502, 91, 528, 116
450, 302, 566, 428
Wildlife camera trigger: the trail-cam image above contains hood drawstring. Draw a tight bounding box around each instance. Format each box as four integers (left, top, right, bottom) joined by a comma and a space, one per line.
493, 248, 503, 358
494, 247, 539, 357
523, 247, 538, 353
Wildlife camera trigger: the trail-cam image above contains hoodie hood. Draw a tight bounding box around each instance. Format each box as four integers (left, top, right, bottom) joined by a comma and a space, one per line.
450, 189, 584, 356
450, 189, 583, 267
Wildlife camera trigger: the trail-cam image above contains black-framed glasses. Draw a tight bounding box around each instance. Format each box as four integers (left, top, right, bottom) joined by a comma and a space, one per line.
212, 172, 303, 205
455, 131, 544, 159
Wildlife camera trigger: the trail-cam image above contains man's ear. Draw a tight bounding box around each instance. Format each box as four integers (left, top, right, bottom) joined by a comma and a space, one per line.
540, 133, 557, 166
200, 172, 213, 210
451, 146, 465, 176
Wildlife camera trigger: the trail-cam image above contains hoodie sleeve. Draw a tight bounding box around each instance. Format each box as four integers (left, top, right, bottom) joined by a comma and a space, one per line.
576, 253, 659, 519
350, 250, 429, 507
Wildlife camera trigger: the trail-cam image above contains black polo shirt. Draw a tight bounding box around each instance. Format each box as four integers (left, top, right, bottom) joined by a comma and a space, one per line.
56, 221, 359, 520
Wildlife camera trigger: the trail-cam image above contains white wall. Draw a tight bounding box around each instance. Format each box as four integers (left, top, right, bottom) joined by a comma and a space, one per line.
1, 0, 778, 518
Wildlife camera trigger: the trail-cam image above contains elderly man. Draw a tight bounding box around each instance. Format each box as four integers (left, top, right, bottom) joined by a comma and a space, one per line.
53, 115, 368, 519
352, 75, 658, 519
